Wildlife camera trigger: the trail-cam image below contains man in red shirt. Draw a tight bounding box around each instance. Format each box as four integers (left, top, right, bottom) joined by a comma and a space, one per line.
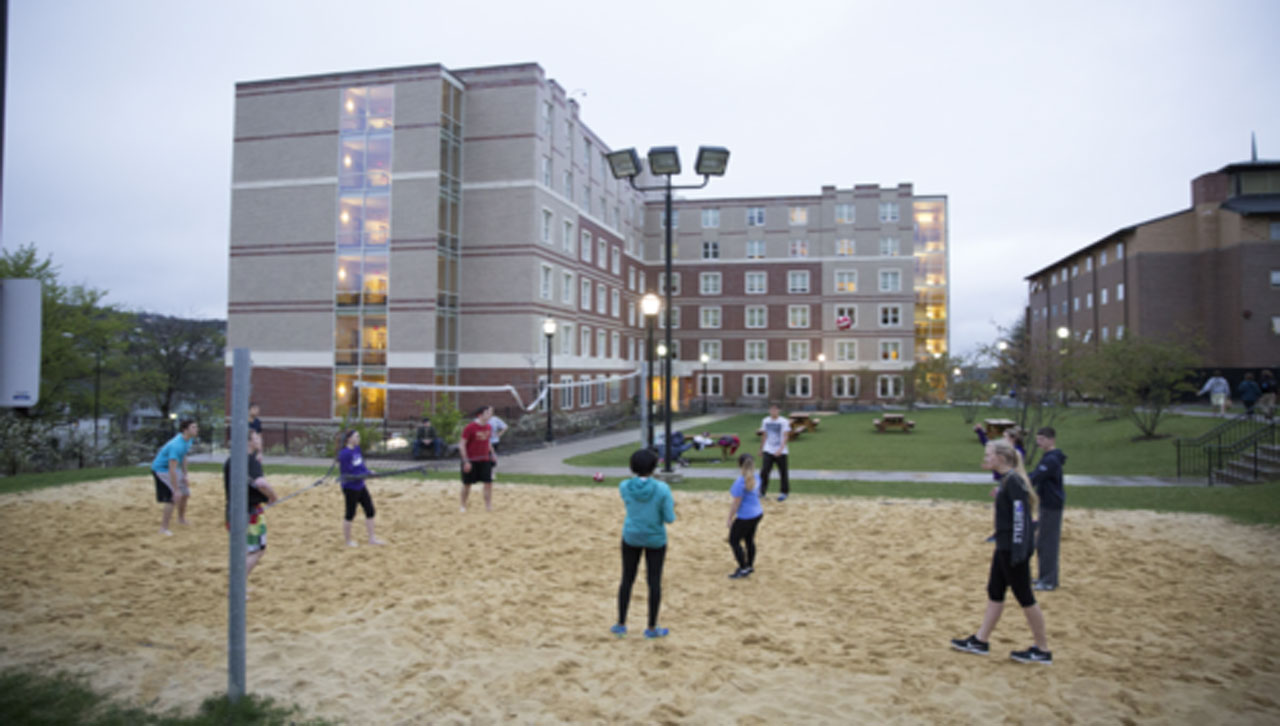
459, 405, 496, 512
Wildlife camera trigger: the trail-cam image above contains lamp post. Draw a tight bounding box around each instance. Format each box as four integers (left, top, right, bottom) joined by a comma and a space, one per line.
1056, 326, 1070, 406
608, 145, 730, 474
817, 352, 825, 408
699, 352, 710, 414
543, 317, 556, 442
656, 343, 669, 435
641, 294, 660, 446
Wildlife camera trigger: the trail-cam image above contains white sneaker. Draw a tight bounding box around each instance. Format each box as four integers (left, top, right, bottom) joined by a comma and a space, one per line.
160, 529, 173, 537
460, 506, 467, 513
346, 540, 358, 548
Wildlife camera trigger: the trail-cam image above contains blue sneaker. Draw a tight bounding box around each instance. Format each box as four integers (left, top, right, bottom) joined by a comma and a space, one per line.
643, 627, 669, 639
777, 494, 788, 502
610, 624, 627, 638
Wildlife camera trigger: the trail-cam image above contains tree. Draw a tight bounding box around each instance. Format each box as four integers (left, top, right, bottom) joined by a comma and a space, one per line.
979, 317, 1065, 463
1080, 335, 1200, 439
906, 352, 955, 408
125, 314, 226, 424
949, 355, 993, 424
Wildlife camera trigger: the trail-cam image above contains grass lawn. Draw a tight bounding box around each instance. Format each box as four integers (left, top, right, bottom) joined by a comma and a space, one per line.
564, 407, 1227, 477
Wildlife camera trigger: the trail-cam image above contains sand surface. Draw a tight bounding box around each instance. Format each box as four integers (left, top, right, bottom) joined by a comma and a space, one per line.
1, 473, 1279, 725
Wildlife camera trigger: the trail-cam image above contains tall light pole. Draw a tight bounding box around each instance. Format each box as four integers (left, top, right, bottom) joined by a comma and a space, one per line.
543, 317, 556, 442
641, 293, 660, 446
699, 352, 710, 414
817, 352, 825, 408
1056, 326, 1070, 406
608, 146, 730, 474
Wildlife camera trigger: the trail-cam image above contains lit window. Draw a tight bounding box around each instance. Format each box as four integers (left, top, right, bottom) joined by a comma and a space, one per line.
789, 207, 808, 226
879, 340, 901, 361
789, 240, 809, 258
835, 271, 857, 293
835, 238, 855, 256
835, 203, 855, 224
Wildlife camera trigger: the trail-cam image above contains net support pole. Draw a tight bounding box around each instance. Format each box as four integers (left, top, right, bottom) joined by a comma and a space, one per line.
228, 348, 251, 702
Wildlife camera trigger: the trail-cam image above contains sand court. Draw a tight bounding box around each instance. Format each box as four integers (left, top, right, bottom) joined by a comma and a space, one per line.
2, 473, 1279, 724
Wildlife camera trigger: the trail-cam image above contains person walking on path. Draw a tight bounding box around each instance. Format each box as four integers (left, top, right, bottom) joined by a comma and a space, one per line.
758, 403, 791, 501
1030, 427, 1067, 591
459, 406, 496, 512
1260, 370, 1277, 420
612, 448, 676, 640
223, 430, 278, 584
950, 439, 1053, 665
152, 419, 199, 536
1198, 370, 1231, 416
726, 453, 764, 579
338, 430, 386, 547
1237, 373, 1262, 418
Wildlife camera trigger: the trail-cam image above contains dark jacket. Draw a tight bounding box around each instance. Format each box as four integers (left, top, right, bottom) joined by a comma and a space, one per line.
1031, 449, 1067, 510
1238, 380, 1262, 404
223, 454, 268, 519
994, 471, 1034, 565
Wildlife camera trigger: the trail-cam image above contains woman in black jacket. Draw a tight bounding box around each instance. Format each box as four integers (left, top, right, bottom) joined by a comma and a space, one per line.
950, 439, 1053, 665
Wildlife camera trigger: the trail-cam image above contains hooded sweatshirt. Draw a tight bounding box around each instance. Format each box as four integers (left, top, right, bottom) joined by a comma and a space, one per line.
619, 476, 676, 548
994, 471, 1034, 565
1030, 449, 1068, 510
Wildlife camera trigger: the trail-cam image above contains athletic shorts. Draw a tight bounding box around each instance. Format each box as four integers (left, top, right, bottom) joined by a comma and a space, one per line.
226, 508, 268, 553
462, 460, 493, 485
1210, 393, 1227, 407
152, 470, 189, 502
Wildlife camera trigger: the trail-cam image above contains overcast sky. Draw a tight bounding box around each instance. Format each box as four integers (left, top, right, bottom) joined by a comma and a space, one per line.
3, 0, 1278, 357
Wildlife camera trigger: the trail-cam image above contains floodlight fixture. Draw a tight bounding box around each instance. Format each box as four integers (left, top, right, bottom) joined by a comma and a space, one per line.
694, 146, 730, 176
647, 146, 681, 176
606, 148, 642, 180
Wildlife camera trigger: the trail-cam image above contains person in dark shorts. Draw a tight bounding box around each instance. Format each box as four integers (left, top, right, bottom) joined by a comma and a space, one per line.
338, 430, 386, 547
223, 430, 277, 582
459, 406, 496, 512
612, 448, 676, 639
151, 419, 199, 536
950, 439, 1053, 665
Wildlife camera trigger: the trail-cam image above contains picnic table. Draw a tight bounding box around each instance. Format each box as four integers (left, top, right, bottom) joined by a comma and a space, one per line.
983, 418, 1017, 438
874, 412, 915, 433
788, 413, 820, 435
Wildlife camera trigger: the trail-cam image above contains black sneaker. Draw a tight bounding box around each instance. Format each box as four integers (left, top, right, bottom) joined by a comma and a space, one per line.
728, 569, 745, 579
1010, 646, 1053, 665
950, 635, 989, 655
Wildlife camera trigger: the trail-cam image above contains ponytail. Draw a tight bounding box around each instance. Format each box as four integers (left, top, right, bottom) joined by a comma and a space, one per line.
992, 439, 1038, 513
738, 453, 757, 492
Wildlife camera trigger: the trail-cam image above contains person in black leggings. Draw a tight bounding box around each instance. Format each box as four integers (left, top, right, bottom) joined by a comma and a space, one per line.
612, 448, 676, 639
726, 453, 764, 578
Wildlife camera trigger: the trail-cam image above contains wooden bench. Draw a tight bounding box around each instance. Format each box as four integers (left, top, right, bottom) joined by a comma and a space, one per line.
874, 413, 915, 433
983, 418, 1017, 439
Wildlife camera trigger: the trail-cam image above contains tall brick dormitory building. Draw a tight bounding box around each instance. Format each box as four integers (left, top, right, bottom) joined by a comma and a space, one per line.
227, 62, 950, 427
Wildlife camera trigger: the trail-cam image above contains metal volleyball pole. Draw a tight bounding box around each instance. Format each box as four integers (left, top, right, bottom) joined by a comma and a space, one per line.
228, 348, 251, 702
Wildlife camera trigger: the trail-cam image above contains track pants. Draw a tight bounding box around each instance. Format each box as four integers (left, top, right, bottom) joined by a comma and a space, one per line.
617, 541, 666, 629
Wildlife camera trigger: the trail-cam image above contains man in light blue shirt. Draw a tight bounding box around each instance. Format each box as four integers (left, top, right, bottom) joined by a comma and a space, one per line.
151, 419, 198, 535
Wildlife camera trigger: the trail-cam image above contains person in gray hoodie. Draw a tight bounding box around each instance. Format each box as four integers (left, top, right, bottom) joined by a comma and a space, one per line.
612, 448, 677, 639
1031, 427, 1067, 591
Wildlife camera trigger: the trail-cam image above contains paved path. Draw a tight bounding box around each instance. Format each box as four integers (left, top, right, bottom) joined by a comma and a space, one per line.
195, 411, 1197, 487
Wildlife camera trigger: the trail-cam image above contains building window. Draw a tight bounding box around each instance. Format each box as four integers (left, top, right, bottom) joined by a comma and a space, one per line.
788, 270, 810, 293
1073, 297, 1080, 312
1051, 272, 1057, 285
699, 374, 723, 397
581, 279, 591, 310
700, 339, 722, 362
583, 185, 592, 213
628, 301, 636, 327
581, 326, 591, 357
747, 206, 766, 226
880, 340, 901, 361
878, 202, 899, 222
788, 305, 810, 328
541, 157, 552, 187
702, 208, 720, 228
611, 289, 620, 317
580, 231, 592, 262
1116, 242, 1125, 259
835, 203, 855, 224
560, 271, 574, 305
669, 305, 681, 329
597, 285, 608, 314
560, 374, 573, 409
746, 240, 765, 259
1117, 325, 1125, 339
836, 238, 855, 256
745, 271, 767, 294
877, 374, 904, 398
639, 270, 646, 293
597, 330, 606, 359
1117, 283, 1125, 300
1101, 326, 1109, 342
563, 170, 573, 198
836, 305, 857, 328
659, 272, 681, 295
562, 220, 575, 254
744, 374, 768, 396
789, 207, 808, 226
786, 374, 812, 398
700, 272, 722, 295
789, 239, 809, 258
598, 239, 608, 269
559, 324, 573, 355
1071, 264, 1079, 278
611, 247, 621, 274
628, 267, 636, 291
540, 209, 553, 243
661, 209, 679, 230
836, 340, 857, 361
1100, 250, 1108, 266
745, 340, 767, 362
879, 237, 899, 256
579, 374, 592, 407
700, 306, 722, 329
788, 340, 810, 361
1100, 288, 1108, 305
833, 374, 859, 398
536, 375, 549, 412
745, 306, 767, 329
702, 241, 720, 259
835, 270, 857, 293
542, 101, 552, 136
879, 305, 901, 327
1272, 270, 1280, 288
879, 270, 901, 292
539, 264, 553, 300
1086, 292, 1093, 308
1086, 257, 1093, 272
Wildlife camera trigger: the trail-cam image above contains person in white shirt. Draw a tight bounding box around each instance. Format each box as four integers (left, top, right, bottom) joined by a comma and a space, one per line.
757, 403, 791, 501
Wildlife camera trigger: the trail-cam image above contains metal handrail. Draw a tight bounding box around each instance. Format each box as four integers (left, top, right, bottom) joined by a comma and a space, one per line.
1175, 414, 1272, 480
1200, 420, 1278, 486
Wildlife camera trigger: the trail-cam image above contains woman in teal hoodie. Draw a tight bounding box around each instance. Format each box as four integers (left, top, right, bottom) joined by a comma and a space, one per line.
612, 448, 676, 639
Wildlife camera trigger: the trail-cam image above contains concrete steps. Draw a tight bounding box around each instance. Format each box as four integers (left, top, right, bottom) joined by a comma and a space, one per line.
1212, 444, 1280, 485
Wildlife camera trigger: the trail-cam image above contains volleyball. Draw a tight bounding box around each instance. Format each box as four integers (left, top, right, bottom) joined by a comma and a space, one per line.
836, 315, 853, 330
593, 472, 605, 482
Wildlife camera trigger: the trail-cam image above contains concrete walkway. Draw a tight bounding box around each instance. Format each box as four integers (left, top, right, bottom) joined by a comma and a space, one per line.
195, 411, 1198, 487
